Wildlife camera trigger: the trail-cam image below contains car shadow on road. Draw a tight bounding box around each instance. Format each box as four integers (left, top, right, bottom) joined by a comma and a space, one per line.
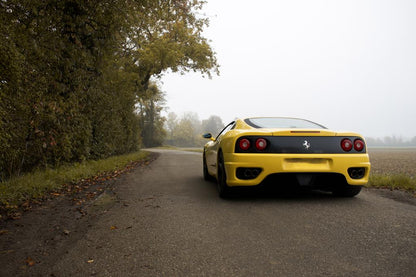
201, 177, 358, 203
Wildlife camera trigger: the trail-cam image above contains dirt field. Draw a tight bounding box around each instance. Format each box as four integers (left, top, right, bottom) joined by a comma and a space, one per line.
368, 148, 416, 176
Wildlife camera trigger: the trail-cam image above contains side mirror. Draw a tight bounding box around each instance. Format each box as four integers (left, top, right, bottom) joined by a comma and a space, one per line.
202, 133, 215, 141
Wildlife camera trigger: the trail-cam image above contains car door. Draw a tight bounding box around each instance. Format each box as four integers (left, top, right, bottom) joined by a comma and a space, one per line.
206, 121, 235, 176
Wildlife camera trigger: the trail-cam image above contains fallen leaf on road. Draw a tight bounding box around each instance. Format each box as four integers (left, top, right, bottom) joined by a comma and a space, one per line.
110, 226, 118, 230
0, 229, 8, 235
10, 212, 21, 220
87, 259, 94, 263
26, 257, 35, 266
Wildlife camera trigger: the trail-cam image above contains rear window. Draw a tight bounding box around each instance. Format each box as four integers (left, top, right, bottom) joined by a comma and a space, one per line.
245, 117, 326, 129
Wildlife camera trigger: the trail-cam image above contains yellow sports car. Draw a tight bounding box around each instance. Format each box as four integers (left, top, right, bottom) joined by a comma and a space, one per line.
202, 117, 370, 198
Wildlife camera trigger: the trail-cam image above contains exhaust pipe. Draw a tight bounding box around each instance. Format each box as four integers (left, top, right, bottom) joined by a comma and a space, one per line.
236, 167, 262, 180
348, 167, 366, 179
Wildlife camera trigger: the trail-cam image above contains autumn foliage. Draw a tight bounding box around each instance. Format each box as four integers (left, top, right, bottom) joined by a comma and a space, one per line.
0, 0, 218, 179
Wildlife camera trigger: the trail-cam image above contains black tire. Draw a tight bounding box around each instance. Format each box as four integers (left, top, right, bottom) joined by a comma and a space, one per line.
332, 185, 362, 197
217, 151, 232, 198
203, 152, 211, 181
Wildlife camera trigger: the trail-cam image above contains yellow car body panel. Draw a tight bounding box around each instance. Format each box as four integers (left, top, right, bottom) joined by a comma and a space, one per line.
223, 152, 370, 187
204, 118, 371, 189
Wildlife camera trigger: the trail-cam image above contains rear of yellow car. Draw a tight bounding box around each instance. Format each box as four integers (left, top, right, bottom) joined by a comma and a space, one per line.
224, 131, 370, 184
218, 119, 370, 197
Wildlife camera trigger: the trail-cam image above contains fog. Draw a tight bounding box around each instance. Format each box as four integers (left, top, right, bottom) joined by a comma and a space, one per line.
161, 0, 416, 139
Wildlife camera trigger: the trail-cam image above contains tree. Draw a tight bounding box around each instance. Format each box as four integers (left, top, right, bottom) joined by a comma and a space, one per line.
164, 113, 224, 147
202, 115, 224, 136
123, 0, 219, 92
138, 82, 167, 147
172, 117, 197, 147
165, 112, 178, 144
0, 0, 218, 178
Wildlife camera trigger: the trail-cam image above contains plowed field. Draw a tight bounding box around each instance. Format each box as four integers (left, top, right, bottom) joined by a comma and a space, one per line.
369, 148, 416, 176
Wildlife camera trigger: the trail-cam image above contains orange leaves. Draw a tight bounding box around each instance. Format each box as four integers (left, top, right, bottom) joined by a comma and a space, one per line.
21, 201, 31, 209
76, 207, 87, 217
25, 257, 35, 267
0, 229, 8, 235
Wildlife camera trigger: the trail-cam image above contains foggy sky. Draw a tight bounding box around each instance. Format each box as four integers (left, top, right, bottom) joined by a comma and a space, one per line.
160, 0, 416, 138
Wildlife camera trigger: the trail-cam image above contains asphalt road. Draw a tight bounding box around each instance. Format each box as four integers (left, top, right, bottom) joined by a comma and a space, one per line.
26, 149, 416, 276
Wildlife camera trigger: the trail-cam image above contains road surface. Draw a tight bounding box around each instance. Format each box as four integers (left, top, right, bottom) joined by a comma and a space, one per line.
6, 149, 416, 276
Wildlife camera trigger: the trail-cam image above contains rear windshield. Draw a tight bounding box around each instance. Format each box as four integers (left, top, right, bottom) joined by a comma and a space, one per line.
245, 117, 326, 129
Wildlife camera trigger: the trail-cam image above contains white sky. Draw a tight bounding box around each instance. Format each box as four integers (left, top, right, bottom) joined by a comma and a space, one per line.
160, 0, 416, 138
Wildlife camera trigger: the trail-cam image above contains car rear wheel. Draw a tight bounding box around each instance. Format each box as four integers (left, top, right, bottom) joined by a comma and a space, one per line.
332, 185, 362, 197
217, 151, 232, 198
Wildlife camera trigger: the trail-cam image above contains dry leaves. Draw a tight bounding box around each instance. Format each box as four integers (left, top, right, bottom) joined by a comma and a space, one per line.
25, 257, 35, 267
0, 229, 8, 235
1, 154, 155, 221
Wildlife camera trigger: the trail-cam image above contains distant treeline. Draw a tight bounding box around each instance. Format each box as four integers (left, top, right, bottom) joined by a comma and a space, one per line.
0, 1, 218, 179
366, 136, 416, 147
163, 113, 416, 148
164, 112, 224, 147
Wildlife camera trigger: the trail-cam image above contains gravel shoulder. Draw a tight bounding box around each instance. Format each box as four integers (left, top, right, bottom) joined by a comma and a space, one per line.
0, 153, 159, 276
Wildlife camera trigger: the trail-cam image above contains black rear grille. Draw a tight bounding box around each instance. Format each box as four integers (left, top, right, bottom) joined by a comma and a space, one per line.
236, 167, 262, 180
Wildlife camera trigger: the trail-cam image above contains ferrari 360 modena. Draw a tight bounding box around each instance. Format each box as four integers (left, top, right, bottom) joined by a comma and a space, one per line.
202, 117, 371, 198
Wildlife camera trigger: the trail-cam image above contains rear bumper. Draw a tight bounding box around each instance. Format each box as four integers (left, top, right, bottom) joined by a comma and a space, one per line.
223, 153, 370, 187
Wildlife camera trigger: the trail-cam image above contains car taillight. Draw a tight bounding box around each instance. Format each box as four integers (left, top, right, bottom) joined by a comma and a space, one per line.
341, 138, 353, 152
255, 138, 267, 151
239, 138, 251, 151
354, 139, 364, 151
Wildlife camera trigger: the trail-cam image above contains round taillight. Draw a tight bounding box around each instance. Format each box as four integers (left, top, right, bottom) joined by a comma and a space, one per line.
341, 138, 353, 152
239, 138, 251, 151
255, 138, 267, 151
354, 139, 364, 151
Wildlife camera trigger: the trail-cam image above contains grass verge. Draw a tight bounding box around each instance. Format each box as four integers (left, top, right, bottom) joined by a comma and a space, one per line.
181, 148, 203, 153
0, 151, 149, 208
156, 146, 203, 153
367, 173, 416, 194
